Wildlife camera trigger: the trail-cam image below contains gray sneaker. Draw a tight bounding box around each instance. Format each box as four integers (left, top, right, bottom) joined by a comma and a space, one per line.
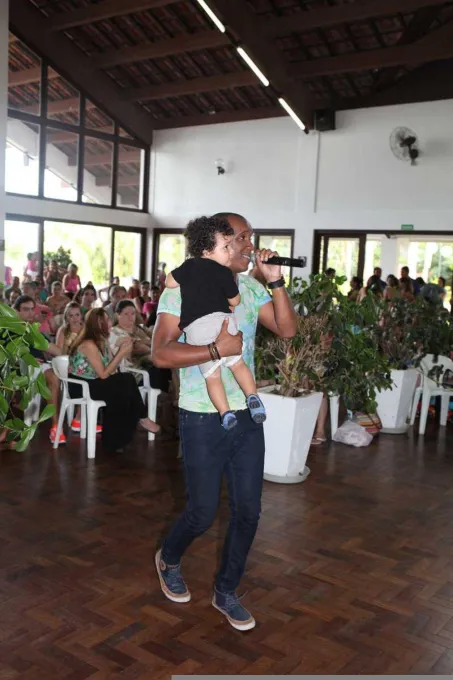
155, 549, 191, 603
212, 588, 255, 631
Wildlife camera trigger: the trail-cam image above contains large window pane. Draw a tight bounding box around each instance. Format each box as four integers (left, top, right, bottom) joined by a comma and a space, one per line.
47, 68, 80, 125
325, 237, 360, 294
6, 118, 40, 196
364, 239, 382, 283
85, 98, 114, 134
116, 144, 145, 210
154, 232, 185, 287
44, 222, 112, 290
8, 35, 41, 116
256, 232, 293, 284
113, 231, 142, 290
83, 137, 113, 205
44, 128, 78, 201
5, 220, 40, 285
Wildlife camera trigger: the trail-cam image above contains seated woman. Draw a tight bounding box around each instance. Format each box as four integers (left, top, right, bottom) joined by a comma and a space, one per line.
358, 274, 384, 302
127, 279, 140, 300
383, 274, 401, 301
133, 281, 151, 316
68, 308, 160, 451
63, 263, 82, 299
47, 281, 70, 327
347, 276, 363, 302
109, 300, 171, 393
56, 301, 99, 434
399, 277, 415, 302
76, 284, 97, 317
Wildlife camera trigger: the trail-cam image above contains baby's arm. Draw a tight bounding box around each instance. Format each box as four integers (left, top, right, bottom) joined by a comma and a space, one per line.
166, 272, 180, 289
228, 293, 241, 307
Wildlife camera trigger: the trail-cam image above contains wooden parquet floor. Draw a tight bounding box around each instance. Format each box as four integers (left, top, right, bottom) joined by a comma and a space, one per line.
2, 422, 453, 678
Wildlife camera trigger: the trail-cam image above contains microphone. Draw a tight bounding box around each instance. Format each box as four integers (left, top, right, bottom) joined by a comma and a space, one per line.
251, 253, 307, 268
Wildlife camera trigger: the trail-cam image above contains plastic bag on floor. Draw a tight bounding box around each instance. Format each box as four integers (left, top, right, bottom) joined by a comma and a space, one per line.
332, 419, 373, 447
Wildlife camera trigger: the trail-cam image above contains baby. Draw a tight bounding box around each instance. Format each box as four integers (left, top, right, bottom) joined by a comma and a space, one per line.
166, 215, 266, 431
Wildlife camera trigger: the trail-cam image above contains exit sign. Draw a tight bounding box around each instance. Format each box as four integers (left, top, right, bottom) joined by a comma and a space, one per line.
401, 224, 414, 232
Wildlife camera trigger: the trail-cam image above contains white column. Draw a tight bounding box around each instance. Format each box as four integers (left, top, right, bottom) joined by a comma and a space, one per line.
0, 0, 9, 284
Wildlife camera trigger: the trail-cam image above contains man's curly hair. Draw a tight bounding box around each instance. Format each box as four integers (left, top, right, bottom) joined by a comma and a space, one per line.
185, 215, 234, 258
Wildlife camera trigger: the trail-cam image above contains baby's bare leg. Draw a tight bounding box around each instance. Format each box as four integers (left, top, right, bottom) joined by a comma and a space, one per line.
205, 368, 230, 415
229, 358, 257, 397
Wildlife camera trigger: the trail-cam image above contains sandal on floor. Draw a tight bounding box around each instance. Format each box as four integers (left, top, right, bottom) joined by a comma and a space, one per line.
311, 437, 326, 446
139, 419, 161, 435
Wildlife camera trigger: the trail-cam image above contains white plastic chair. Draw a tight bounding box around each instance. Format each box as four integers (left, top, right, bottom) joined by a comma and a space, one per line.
51, 356, 106, 459
121, 365, 161, 441
410, 354, 453, 435
23, 365, 42, 426
329, 394, 340, 437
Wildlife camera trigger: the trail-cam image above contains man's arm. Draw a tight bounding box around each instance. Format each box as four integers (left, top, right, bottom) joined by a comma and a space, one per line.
258, 288, 297, 338
151, 313, 243, 369
254, 249, 297, 338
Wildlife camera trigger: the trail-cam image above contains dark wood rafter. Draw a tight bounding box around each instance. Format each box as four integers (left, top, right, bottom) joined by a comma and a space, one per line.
93, 31, 230, 69
209, 0, 315, 127
264, 0, 449, 38
371, 6, 443, 92
9, 66, 59, 87
10, 0, 156, 144
336, 59, 453, 110
69, 149, 142, 167
48, 127, 115, 144
152, 105, 285, 129
290, 19, 453, 78
50, 0, 180, 31
122, 71, 258, 102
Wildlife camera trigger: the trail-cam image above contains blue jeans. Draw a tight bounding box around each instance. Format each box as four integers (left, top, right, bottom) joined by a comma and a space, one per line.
162, 408, 265, 594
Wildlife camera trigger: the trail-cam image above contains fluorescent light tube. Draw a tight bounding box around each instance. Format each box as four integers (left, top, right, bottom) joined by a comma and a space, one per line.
237, 47, 270, 87
196, 0, 226, 33
278, 97, 306, 131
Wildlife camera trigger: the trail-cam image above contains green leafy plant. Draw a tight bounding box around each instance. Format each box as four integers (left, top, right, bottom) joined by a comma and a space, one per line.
44, 246, 72, 269
0, 303, 55, 451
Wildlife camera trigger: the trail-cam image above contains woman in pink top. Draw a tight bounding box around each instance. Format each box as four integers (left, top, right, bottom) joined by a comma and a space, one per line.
63, 263, 81, 299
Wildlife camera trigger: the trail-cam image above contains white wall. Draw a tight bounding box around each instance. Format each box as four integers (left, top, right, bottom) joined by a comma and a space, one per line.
151, 99, 453, 273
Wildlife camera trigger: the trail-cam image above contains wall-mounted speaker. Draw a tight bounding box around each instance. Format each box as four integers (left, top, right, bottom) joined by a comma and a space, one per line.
314, 109, 336, 132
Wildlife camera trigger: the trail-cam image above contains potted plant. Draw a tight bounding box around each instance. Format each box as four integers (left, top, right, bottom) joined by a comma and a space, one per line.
0, 303, 55, 450
257, 312, 330, 484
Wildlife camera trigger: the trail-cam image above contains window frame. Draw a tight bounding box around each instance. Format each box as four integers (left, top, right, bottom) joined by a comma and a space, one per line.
7, 39, 150, 213
6, 213, 147, 283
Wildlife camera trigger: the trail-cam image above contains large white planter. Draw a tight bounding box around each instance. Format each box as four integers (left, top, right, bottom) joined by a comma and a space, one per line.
375, 368, 419, 434
259, 387, 323, 484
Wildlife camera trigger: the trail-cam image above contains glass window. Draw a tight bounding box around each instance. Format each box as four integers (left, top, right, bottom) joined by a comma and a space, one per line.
84, 98, 114, 134
325, 237, 360, 294
154, 232, 186, 287
44, 221, 112, 290
5, 220, 40, 285
82, 137, 113, 205
6, 118, 40, 196
256, 232, 293, 284
116, 144, 144, 210
44, 128, 78, 201
8, 35, 41, 116
364, 239, 382, 283
47, 68, 80, 125
113, 231, 142, 290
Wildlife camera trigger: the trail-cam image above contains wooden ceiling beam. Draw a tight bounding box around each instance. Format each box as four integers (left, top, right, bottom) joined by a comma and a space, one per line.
51, 0, 180, 31
152, 105, 285, 130
265, 0, 448, 38
122, 71, 257, 101
22, 97, 96, 116
48, 126, 114, 144
10, 0, 155, 144
69, 149, 142, 167
334, 59, 453, 110
290, 19, 453, 78
209, 0, 314, 127
93, 31, 229, 69
8, 66, 59, 87
97, 174, 139, 187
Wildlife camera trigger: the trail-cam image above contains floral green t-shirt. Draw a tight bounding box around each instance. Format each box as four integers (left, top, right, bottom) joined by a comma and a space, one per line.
158, 274, 271, 413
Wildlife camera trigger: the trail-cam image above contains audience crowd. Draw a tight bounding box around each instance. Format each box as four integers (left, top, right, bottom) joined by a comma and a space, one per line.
8, 261, 168, 449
